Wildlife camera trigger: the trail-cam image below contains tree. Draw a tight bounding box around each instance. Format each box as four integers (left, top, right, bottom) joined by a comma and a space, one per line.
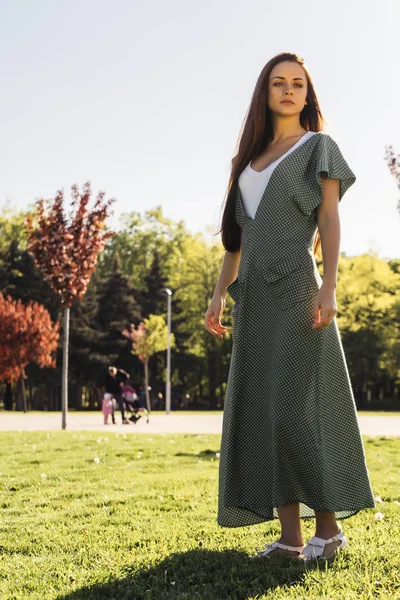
26, 182, 115, 429
122, 315, 175, 415
135, 249, 172, 393
68, 275, 104, 407
95, 252, 142, 369
335, 253, 400, 408
384, 145, 400, 215
0, 294, 60, 411
0, 239, 60, 321
0, 207, 27, 256
137, 249, 169, 319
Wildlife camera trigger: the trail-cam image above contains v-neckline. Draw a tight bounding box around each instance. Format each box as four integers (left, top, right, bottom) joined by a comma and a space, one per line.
238, 131, 319, 223
249, 131, 312, 173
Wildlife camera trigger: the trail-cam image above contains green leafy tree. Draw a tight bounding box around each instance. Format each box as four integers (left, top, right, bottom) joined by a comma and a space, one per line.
95, 252, 142, 370
0, 239, 59, 321
123, 315, 175, 414
336, 253, 400, 408
137, 249, 169, 319
68, 275, 104, 405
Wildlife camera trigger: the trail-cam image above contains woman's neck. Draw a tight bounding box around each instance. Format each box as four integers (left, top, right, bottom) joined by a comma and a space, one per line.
270, 115, 307, 143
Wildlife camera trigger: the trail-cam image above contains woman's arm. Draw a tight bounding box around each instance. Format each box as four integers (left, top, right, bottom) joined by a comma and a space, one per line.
212, 248, 242, 299
204, 248, 242, 338
313, 177, 341, 329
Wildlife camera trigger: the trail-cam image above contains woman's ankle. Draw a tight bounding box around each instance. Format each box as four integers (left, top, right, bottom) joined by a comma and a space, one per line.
314, 524, 341, 539
278, 534, 304, 547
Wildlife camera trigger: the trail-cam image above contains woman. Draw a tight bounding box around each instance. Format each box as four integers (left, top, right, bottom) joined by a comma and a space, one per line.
204, 52, 375, 562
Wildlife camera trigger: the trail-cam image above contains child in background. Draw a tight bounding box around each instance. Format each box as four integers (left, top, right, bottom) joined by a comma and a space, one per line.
121, 383, 143, 424
102, 392, 114, 425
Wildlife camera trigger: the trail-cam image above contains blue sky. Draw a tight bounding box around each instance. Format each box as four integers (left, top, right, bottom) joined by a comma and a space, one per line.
1, 0, 399, 259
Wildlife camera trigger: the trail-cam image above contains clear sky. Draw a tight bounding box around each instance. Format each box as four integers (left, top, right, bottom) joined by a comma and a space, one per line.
1, 0, 399, 259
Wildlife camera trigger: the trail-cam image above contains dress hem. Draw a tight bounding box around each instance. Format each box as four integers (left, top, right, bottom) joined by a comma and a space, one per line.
217, 502, 375, 528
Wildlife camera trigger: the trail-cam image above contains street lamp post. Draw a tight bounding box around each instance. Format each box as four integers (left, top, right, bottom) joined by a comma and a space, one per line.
160, 288, 172, 414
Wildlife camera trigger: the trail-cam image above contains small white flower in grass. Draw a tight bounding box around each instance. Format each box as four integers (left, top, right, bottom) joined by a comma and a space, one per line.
375, 512, 384, 521
216, 452, 220, 458
41, 473, 46, 479
159, 496, 164, 501
394, 501, 400, 506
32, 445, 36, 450
375, 496, 383, 503
171, 582, 176, 586
93, 457, 101, 464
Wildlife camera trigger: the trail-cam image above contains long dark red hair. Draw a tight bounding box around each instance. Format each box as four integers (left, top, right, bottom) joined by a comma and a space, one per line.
218, 52, 327, 258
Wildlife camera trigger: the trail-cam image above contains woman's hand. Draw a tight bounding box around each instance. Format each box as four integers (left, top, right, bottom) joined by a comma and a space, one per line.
312, 283, 337, 329
204, 294, 228, 338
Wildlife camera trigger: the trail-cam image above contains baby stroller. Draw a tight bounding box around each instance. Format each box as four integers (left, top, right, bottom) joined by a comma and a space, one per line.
121, 384, 149, 424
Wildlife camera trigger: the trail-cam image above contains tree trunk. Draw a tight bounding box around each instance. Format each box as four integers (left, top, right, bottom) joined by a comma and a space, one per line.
16, 380, 23, 411
144, 359, 151, 415
62, 306, 70, 430
20, 375, 27, 413
76, 384, 83, 409
4, 381, 13, 410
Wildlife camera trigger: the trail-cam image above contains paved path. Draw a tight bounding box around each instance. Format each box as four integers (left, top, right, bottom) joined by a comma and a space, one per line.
0, 412, 399, 436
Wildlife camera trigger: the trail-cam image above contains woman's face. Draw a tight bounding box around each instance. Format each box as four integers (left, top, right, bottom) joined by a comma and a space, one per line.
268, 61, 308, 117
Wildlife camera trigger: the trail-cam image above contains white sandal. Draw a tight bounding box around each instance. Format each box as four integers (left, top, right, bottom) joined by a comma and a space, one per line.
256, 540, 304, 558
300, 523, 349, 561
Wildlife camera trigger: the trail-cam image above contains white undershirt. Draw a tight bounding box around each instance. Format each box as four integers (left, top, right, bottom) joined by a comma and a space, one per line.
238, 131, 317, 219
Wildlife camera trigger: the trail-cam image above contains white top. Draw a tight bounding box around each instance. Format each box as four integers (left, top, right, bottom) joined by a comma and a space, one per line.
238, 131, 317, 219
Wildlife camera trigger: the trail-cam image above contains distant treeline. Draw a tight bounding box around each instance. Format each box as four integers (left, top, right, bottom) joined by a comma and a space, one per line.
0, 206, 399, 411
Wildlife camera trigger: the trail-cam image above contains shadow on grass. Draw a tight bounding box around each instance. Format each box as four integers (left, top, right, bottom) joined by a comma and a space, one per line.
175, 449, 220, 461
57, 547, 344, 600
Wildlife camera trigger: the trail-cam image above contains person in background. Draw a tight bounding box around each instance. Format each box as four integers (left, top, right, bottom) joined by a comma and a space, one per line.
104, 366, 130, 424
121, 382, 137, 412
102, 392, 114, 425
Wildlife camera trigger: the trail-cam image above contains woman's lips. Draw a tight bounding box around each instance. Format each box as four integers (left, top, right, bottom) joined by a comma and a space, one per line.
281, 101, 294, 104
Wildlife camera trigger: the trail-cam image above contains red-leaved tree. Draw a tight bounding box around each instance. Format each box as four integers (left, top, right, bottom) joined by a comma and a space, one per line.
384, 145, 400, 215
0, 293, 60, 412
26, 182, 115, 428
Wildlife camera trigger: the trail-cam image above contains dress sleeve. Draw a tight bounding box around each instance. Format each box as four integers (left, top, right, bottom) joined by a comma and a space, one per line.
296, 134, 356, 217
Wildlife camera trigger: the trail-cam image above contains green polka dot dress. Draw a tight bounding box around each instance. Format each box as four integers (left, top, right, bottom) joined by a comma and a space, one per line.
218, 131, 376, 528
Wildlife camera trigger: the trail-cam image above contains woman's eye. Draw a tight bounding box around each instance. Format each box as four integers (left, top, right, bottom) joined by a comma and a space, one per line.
273, 82, 303, 87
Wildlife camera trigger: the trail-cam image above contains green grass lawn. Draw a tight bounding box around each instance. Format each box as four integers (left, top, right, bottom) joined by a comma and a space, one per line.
0, 432, 399, 599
